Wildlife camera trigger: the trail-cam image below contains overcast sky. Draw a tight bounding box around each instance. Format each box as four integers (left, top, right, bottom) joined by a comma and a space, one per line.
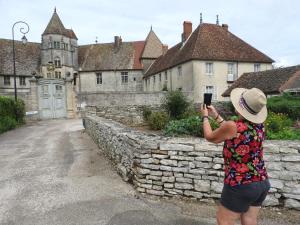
0, 0, 299, 67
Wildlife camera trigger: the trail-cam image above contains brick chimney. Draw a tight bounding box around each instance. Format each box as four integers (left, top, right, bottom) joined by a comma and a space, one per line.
182, 21, 192, 42
222, 24, 229, 31
114, 36, 122, 49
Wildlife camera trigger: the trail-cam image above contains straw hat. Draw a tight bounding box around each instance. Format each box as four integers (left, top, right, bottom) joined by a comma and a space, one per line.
230, 88, 268, 124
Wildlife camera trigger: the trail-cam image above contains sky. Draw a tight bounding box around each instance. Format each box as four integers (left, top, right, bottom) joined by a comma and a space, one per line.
0, 0, 299, 67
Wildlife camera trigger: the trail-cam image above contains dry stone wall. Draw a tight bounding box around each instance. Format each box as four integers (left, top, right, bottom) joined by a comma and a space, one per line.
84, 114, 300, 210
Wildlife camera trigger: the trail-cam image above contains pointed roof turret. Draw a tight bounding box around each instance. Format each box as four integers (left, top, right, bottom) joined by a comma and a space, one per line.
141, 27, 164, 59
42, 8, 78, 39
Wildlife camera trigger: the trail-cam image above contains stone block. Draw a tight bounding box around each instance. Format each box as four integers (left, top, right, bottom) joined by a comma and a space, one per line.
146, 175, 161, 181
164, 183, 174, 188
176, 177, 193, 183
269, 179, 284, 189
174, 173, 183, 177
184, 190, 203, 199
136, 187, 145, 193
195, 156, 212, 162
172, 167, 189, 173
153, 181, 163, 186
160, 143, 194, 151
160, 159, 178, 166
150, 170, 163, 176
136, 167, 151, 175
170, 155, 195, 161
211, 181, 223, 193
146, 189, 165, 196
160, 165, 172, 171
266, 162, 284, 171
264, 154, 281, 162
168, 151, 178, 156
188, 152, 205, 156
184, 173, 202, 179
141, 158, 160, 164
163, 171, 173, 177
138, 183, 152, 189
189, 169, 206, 175
213, 164, 222, 170
134, 153, 152, 159
284, 199, 300, 210
153, 185, 163, 190
262, 195, 279, 206
282, 156, 300, 162
284, 162, 300, 172
202, 175, 219, 181
279, 147, 298, 154
213, 158, 224, 164
194, 180, 211, 192
194, 162, 213, 169
152, 154, 170, 159
141, 164, 160, 170
175, 183, 194, 190
151, 149, 168, 155
162, 176, 175, 183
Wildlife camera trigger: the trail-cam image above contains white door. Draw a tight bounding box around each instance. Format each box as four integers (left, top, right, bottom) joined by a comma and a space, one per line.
38, 79, 66, 119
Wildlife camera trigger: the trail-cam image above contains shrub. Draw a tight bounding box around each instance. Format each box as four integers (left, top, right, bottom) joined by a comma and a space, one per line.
267, 93, 300, 120
0, 116, 17, 134
15, 98, 25, 124
266, 127, 300, 140
161, 90, 190, 119
265, 111, 293, 133
0, 96, 15, 118
164, 116, 219, 137
148, 111, 169, 130
142, 106, 152, 121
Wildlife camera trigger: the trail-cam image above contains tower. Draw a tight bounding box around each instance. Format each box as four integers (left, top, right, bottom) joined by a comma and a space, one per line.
41, 8, 78, 80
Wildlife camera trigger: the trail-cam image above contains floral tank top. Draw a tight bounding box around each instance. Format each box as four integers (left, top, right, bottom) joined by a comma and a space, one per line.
223, 119, 268, 186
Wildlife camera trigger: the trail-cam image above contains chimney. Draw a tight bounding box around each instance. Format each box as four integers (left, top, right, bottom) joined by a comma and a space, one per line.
182, 21, 192, 42
222, 24, 229, 31
114, 36, 122, 49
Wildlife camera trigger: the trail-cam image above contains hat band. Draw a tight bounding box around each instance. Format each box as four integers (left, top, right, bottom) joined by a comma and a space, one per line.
239, 94, 258, 115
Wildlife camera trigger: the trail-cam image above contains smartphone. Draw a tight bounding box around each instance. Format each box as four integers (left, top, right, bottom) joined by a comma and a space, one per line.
204, 93, 212, 106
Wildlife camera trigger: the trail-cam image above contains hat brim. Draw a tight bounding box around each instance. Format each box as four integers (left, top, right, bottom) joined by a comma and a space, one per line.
230, 88, 268, 124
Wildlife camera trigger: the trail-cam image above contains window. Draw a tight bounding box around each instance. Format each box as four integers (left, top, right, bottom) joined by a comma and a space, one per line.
164, 71, 168, 81
159, 73, 161, 82
228, 63, 235, 75
47, 73, 51, 78
56, 85, 63, 93
48, 41, 52, 48
4, 76, 10, 85
177, 66, 182, 79
121, 72, 128, 84
254, 63, 261, 72
153, 76, 156, 89
205, 62, 214, 75
54, 41, 60, 49
96, 72, 102, 84
19, 76, 26, 86
54, 57, 61, 67
205, 85, 217, 100
55, 71, 61, 79
65, 43, 68, 50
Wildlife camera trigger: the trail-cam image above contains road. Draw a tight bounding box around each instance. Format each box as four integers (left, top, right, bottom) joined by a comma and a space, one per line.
0, 119, 298, 225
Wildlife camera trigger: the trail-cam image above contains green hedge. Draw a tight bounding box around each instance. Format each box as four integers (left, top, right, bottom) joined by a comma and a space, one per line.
267, 94, 300, 120
0, 96, 25, 134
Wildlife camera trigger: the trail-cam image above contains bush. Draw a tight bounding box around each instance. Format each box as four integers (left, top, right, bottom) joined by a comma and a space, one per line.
142, 106, 152, 121
0, 116, 17, 133
164, 116, 219, 137
162, 90, 190, 119
267, 93, 300, 120
265, 112, 293, 133
148, 111, 169, 130
0, 96, 25, 134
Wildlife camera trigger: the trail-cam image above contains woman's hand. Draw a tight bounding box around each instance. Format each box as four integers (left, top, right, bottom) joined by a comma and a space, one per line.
207, 105, 218, 119
200, 104, 208, 117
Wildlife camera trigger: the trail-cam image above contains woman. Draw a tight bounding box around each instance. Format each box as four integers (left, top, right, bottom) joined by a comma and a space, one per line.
201, 88, 270, 225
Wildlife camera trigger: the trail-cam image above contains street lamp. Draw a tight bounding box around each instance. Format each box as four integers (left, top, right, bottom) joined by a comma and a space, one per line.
12, 21, 30, 101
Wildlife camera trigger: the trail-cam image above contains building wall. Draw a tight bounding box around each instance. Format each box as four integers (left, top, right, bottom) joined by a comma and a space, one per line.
0, 75, 31, 94
80, 70, 144, 92
144, 61, 272, 102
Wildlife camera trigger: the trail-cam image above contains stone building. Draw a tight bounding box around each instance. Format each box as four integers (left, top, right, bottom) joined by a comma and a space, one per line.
143, 21, 274, 102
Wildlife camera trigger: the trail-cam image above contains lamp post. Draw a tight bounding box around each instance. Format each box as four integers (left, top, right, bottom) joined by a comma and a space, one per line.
12, 21, 30, 101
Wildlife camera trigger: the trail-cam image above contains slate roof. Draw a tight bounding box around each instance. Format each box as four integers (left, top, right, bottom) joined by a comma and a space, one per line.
145, 23, 274, 77
78, 41, 146, 71
43, 10, 78, 40
0, 38, 41, 76
222, 65, 300, 96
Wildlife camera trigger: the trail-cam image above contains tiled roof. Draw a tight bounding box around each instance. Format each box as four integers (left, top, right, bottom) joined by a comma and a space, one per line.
141, 29, 163, 59
78, 41, 146, 71
145, 23, 274, 77
222, 65, 300, 96
0, 38, 40, 76
43, 11, 78, 40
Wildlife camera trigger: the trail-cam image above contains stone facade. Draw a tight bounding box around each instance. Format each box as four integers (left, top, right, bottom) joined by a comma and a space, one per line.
84, 114, 300, 210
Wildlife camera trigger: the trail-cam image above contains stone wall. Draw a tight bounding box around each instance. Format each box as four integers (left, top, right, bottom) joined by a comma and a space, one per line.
84, 114, 300, 210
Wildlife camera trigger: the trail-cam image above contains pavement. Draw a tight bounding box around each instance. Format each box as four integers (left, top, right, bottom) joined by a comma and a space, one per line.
0, 119, 299, 225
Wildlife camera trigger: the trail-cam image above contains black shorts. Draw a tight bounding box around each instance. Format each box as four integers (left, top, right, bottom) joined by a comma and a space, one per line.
220, 179, 270, 213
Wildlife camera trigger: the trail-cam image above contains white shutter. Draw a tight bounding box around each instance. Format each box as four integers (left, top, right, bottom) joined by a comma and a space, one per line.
213, 86, 218, 101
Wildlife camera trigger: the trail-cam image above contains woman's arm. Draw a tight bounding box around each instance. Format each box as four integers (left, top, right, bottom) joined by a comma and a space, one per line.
201, 105, 237, 144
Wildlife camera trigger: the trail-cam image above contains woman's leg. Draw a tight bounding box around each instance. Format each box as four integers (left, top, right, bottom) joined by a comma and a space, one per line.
241, 206, 260, 225
217, 205, 241, 225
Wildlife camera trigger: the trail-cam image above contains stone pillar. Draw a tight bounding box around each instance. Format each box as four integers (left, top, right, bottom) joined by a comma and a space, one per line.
28, 77, 39, 120
65, 78, 77, 118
